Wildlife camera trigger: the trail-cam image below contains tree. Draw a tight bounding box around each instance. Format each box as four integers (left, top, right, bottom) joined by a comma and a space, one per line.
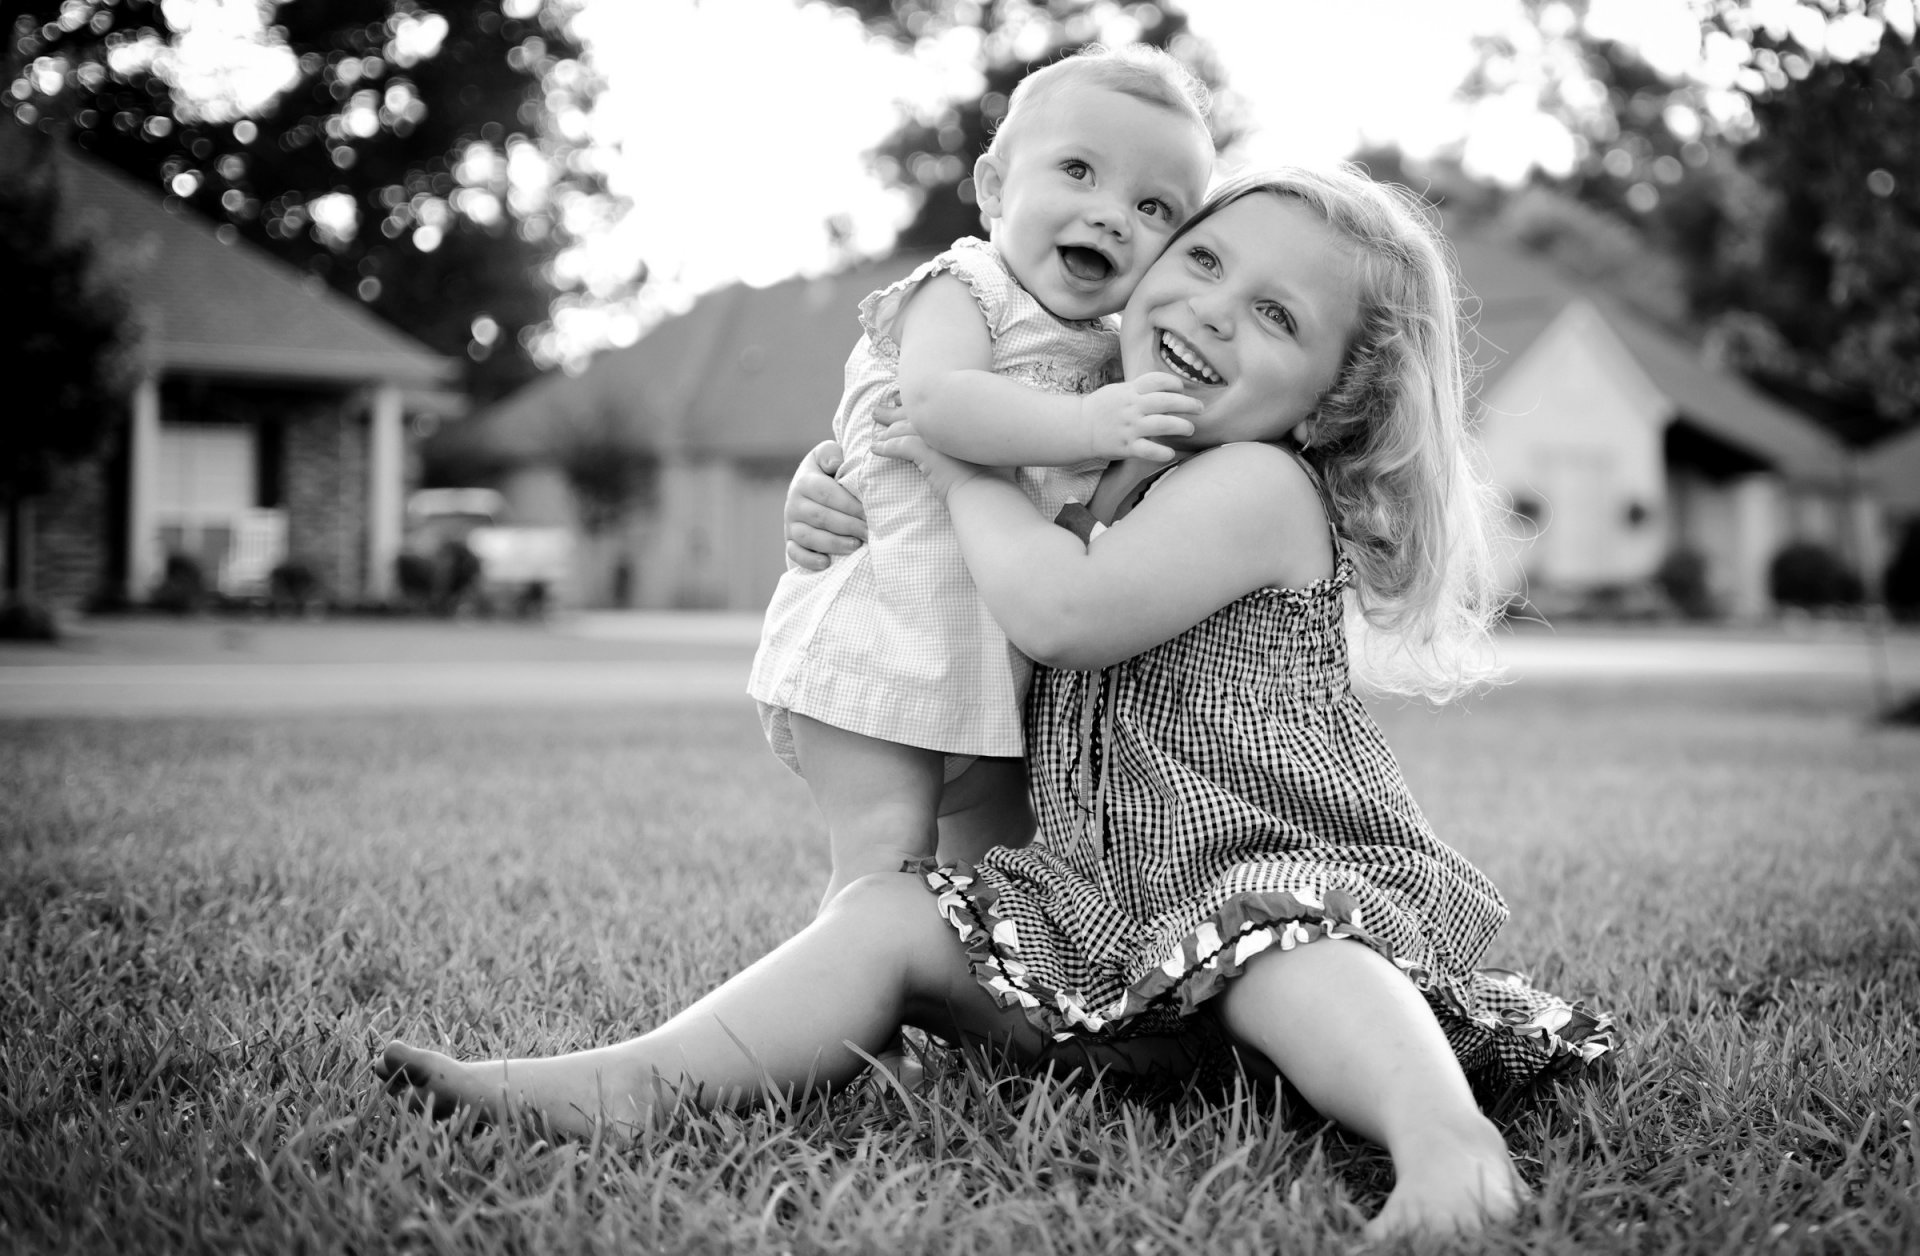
0, 132, 141, 612
4, 0, 622, 398
1461, 0, 1920, 441
823, 1, 1238, 251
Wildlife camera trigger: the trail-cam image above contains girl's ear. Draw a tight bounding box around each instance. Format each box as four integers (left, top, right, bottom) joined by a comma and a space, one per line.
973, 153, 1006, 221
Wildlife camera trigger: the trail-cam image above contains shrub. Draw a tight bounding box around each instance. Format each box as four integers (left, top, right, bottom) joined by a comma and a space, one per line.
1654, 547, 1715, 619
0, 595, 58, 640
270, 560, 324, 615
149, 553, 205, 614
1768, 540, 1863, 610
1884, 520, 1920, 621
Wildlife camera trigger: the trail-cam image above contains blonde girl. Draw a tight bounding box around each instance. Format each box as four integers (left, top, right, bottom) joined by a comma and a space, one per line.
378, 167, 1613, 1242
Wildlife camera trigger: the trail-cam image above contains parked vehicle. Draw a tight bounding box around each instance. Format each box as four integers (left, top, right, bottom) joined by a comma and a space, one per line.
401, 488, 570, 616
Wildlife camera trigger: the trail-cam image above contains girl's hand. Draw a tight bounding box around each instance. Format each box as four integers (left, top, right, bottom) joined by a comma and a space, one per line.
784, 440, 867, 571
873, 421, 1001, 500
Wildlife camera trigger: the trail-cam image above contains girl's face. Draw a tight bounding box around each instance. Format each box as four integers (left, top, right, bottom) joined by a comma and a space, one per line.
975, 85, 1212, 323
1120, 194, 1362, 450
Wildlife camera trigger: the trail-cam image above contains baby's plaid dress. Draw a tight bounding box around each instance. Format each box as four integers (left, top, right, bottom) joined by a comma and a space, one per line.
750, 237, 1116, 769
921, 514, 1615, 1095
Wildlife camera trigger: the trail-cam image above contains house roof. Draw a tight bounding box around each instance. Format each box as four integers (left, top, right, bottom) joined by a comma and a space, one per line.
457, 232, 1843, 483
1866, 424, 1920, 515
3, 123, 457, 391
443, 252, 933, 464
1455, 237, 1848, 483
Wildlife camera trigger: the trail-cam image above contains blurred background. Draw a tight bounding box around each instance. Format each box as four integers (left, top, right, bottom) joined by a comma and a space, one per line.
3, 0, 1918, 634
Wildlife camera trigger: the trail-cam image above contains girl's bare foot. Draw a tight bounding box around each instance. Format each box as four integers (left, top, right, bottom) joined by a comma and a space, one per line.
374, 1040, 651, 1139
1363, 1112, 1529, 1241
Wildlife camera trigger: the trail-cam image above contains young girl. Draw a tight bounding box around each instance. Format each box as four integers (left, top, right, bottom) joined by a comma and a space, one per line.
747, 45, 1216, 908
377, 167, 1614, 1241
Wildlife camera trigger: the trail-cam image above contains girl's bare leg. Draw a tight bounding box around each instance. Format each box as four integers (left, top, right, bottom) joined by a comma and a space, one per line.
376, 872, 1041, 1137
1215, 939, 1526, 1241
936, 756, 1034, 865
789, 714, 945, 913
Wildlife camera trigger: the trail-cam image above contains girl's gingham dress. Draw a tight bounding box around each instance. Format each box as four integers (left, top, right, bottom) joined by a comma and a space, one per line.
751, 237, 1116, 769
920, 500, 1615, 1096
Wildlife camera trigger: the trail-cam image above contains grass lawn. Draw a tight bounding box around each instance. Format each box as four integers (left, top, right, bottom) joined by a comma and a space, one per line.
2, 678, 1916, 1253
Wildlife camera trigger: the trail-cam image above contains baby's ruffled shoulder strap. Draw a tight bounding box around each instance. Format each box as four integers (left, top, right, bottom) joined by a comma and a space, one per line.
859, 237, 1013, 354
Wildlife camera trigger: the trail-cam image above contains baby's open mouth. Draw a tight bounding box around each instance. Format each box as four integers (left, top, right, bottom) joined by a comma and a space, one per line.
1058, 246, 1114, 283
1157, 330, 1223, 385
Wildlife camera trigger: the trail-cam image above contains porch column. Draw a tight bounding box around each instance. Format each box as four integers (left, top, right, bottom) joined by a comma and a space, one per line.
1728, 474, 1780, 621
366, 384, 404, 600
125, 374, 162, 600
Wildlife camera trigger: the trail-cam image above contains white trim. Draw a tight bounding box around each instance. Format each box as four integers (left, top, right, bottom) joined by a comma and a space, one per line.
367, 385, 405, 600
126, 376, 162, 598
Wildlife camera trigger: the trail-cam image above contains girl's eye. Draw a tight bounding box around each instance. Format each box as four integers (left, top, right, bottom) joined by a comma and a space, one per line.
1061, 160, 1090, 180
1187, 246, 1220, 274
1258, 302, 1297, 335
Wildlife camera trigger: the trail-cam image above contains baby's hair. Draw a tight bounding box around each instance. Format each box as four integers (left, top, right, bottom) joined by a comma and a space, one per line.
1174, 166, 1508, 700
987, 43, 1212, 160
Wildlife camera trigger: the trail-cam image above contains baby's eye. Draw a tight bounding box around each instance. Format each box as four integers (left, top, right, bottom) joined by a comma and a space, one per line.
1061, 159, 1090, 180
1138, 198, 1174, 222
1187, 246, 1220, 273
1257, 301, 1297, 335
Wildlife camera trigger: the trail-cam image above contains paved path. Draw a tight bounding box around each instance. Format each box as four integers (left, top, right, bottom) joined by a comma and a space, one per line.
1, 614, 1914, 718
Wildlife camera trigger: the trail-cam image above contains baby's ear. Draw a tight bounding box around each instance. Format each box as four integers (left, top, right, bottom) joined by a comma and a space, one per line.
972, 153, 1006, 221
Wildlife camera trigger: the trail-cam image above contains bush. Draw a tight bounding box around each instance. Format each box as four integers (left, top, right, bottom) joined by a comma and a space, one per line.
1768, 541, 1863, 610
270, 559, 324, 616
149, 553, 205, 614
0, 595, 58, 640
1884, 520, 1920, 622
1654, 547, 1715, 619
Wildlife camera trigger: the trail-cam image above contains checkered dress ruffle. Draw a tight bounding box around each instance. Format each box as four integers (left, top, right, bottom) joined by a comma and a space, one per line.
920, 538, 1614, 1097
749, 237, 1116, 767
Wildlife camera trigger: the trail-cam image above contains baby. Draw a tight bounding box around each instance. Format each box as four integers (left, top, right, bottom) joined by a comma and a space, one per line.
748, 45, 1216, 909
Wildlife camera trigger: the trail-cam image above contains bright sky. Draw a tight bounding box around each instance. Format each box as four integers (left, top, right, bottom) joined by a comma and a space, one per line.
112, 0, 1918, 364
559, 0, 1710, 357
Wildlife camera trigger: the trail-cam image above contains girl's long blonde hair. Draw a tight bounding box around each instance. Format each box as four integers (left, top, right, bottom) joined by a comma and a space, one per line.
1182, 166, 1508, 700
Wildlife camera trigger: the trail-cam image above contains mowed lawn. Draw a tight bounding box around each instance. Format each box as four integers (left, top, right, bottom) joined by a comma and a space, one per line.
2, 677, 1916, 1254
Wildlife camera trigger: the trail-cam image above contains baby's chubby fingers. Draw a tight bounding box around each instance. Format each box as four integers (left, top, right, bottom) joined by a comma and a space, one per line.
1125, 437, 1183, 463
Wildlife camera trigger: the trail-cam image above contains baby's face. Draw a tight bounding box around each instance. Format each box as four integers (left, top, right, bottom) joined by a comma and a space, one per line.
976, 85, 1212, 322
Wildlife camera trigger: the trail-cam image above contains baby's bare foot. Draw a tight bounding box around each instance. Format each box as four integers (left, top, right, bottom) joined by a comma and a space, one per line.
1363, 1114, 1529, 1241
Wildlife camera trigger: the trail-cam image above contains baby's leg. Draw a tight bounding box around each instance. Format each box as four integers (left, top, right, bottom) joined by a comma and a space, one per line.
377, 872, 1045, 1137
790, 715, 944, 912
935, 756, 1035, 866
1214, 939, 1526, 1241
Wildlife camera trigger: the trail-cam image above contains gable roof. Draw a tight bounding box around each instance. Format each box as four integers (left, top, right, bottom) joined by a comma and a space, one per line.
443, 252, 932, 464
1456, 237, 1847, 483
1866, 424, 1920, 515
3, 123, 456, 390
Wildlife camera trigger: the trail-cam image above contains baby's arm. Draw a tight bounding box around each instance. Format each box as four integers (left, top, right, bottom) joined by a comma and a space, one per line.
895, 275, 1198, 466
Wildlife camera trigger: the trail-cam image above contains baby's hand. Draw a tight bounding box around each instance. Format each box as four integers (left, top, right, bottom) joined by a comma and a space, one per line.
1078, 373, 1200, 463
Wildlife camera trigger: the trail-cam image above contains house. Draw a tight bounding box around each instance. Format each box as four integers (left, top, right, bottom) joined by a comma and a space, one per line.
432, 252, 932, 610
455, 237, 1861, 619
1459, 239, 1862, 618
0, 126, 461, 611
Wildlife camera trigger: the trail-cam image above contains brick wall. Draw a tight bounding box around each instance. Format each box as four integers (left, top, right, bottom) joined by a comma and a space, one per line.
14, 459, 113, 610
283, 397, 370, 602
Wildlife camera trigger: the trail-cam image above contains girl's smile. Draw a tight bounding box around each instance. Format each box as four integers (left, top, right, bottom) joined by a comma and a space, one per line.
1121, 194, 1362, 449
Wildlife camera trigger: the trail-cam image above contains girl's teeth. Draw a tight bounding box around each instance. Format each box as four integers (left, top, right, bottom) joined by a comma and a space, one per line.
1160, 332, 1221, 384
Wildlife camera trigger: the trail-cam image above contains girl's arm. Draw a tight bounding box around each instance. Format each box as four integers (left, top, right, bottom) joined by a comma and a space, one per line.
782, 439, 865, 572
895, 275, 1199, 466
877, 428, 1333, 671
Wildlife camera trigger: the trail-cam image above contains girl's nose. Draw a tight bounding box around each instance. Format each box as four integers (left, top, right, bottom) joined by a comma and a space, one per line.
1189, 292, 1233, 336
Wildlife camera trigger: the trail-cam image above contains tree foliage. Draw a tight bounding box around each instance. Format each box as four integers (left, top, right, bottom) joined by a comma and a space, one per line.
4, 0, 619, 398
825, 0, 1237, 251
0, 132, 141, 506
1465, 0, 1920, 441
